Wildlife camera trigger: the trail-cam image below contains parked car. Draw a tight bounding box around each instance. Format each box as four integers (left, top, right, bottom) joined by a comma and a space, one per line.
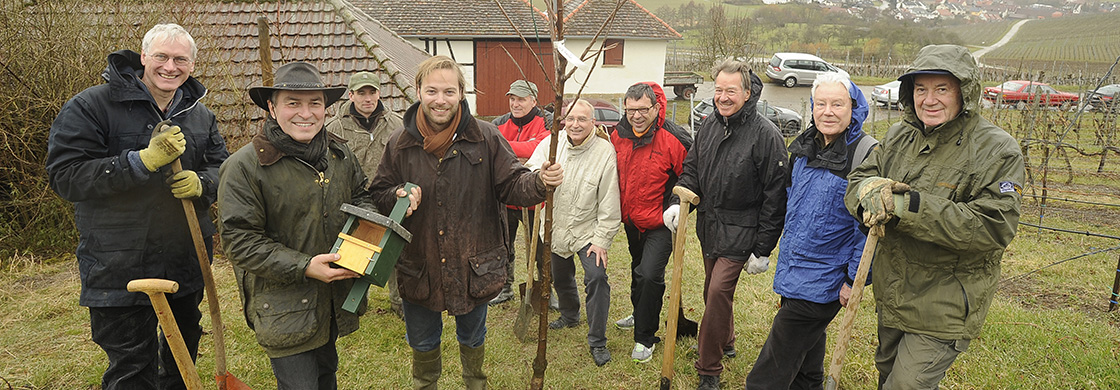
872, 80, 902, 108
691, 98, 803, 136
558, 97, 622, 132
1086, 83, 1119, 112
765, 52, 850, 88
983, 80, 1080, 110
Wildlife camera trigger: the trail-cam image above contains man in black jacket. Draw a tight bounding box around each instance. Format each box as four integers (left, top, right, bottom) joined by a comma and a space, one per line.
666, 58, 788, 390
46, 24, 228, 389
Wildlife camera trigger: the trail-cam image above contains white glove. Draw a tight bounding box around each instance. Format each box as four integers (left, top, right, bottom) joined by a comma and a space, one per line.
662, 204, 681, 234
746, 254, 769, 275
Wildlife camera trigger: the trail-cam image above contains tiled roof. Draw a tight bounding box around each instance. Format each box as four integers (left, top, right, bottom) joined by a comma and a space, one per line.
352, 0, 679, 39
63, 0, 428, 149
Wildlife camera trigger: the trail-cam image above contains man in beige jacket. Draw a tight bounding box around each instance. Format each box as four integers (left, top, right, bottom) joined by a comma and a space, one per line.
325, 71, 405, 317
526, 99, 621, 366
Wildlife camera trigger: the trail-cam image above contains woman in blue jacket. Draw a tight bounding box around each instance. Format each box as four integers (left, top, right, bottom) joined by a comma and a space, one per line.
744, 72, 875, 389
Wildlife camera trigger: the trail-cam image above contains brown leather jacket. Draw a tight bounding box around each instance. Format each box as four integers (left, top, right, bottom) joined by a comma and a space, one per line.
369, 100, 547, 315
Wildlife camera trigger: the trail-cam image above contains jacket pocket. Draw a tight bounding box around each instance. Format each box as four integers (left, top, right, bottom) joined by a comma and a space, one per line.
397, 261, 430, 301
713, 208, 758, 257
83, 227, 148, 289
468, 246, 507, 299
251, 284, 319, 350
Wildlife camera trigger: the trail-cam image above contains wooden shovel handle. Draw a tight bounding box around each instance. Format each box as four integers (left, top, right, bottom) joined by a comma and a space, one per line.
825, 230, 880, 390
127, 279, 203, 390
660, 186, 700, 388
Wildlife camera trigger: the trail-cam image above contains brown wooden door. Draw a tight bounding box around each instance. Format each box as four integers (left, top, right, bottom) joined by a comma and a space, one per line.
475, 40, 555, 116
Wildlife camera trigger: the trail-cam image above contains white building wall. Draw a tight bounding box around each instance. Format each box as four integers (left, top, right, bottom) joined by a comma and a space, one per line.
564, 39, 667, 96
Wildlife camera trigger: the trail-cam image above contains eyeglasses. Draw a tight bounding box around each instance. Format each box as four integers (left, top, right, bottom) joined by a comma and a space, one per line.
625, 106, 654, 116
148, 53, 192, 66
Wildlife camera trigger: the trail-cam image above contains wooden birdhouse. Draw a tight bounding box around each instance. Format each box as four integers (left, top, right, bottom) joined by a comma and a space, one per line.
330, 183, 417, 313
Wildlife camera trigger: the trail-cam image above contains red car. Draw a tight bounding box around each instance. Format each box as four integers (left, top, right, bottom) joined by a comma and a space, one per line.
984, 80, 1079, 110
559, 97, 622, 133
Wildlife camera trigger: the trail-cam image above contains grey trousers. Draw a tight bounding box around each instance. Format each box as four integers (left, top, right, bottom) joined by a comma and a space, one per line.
551, 243, 610, 348
876, 321, 969, 390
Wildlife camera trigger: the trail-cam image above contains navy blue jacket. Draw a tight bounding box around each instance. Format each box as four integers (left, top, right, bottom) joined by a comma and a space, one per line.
774, 80, 873, 303
46, 50, 229, 307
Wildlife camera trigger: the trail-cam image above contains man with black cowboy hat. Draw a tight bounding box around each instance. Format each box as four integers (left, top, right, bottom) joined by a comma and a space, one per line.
218, 61, 396, 388
325, 71, 406, 318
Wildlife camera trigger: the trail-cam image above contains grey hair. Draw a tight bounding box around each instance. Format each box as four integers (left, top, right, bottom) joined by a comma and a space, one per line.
564, 98, 595, 118
811, 72, 852, 98
624, 83, 657, 105
142, 23, 197, 60
711, 57, 752, 92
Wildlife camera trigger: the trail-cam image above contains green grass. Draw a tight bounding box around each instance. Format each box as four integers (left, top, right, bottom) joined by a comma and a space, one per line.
3, 194, 1120, 389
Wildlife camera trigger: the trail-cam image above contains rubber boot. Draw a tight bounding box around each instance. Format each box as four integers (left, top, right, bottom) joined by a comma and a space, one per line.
412, 348, 442, 390
459, 343, 487, 390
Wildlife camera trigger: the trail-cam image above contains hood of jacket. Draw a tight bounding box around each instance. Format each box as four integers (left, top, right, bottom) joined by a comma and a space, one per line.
102, 49, 207, 109
897, 45, 980, 129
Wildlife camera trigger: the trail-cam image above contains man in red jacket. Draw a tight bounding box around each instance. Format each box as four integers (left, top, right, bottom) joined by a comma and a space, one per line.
490, 80, 553, 305
610, 82, 689, 363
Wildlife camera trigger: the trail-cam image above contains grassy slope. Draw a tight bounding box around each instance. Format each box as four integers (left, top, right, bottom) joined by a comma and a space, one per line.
951, 19, 1015, 48
979, 13, 1120, 64
3, 190, 1119, 389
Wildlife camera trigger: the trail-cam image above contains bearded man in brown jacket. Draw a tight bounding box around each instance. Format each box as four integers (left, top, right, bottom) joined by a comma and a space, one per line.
369, 55, 563, 390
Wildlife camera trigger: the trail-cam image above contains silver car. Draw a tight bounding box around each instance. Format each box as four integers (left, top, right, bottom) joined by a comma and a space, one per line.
872, 80, 902, 108
691, 99, 803, 136
765, 53, 850, 88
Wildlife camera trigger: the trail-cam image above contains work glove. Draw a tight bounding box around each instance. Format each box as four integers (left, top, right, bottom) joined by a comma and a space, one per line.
746, 253, 769, 275
166, 170, 202, 199
138, 122, 186, 172
856, 176, 911, 226
663, 204, 681, 234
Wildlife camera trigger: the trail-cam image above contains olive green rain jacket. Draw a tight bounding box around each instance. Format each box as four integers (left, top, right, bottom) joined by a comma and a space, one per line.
844, 45, 1025, 340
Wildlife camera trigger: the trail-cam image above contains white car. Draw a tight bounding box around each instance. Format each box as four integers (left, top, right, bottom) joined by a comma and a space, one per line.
872, 80, 901, 108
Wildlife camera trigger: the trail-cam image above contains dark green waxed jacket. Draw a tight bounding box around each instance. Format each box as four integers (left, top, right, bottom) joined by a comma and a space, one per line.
844, 45, 1025, 340
217, 122, 369, 358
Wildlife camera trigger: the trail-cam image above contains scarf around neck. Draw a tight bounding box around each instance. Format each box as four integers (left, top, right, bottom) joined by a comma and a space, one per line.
415, 102, 463, 158
264, 116, 330, 171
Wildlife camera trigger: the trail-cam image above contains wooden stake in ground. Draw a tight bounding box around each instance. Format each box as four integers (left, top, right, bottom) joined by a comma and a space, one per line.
660, 186, 699, 390
127, 279, 203, 390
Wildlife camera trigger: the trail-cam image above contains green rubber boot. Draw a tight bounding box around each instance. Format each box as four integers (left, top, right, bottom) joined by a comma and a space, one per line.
412, 347, 442, 390
460, 343, 487, 390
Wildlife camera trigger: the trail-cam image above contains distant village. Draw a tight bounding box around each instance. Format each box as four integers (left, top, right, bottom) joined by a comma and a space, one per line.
762, 0, 1119, 23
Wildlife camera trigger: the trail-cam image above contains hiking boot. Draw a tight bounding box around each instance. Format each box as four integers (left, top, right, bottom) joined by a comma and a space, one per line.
614, 314, 634, 329
630, 342, 654, 363
549, 316, 579, 330
590, 346, 611, 366
697, 374, 720, 390
489, 286, 514, 306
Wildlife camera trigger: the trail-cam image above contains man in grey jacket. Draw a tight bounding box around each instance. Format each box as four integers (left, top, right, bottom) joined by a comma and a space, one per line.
46, 24, 228, 389
325, 71, 405, 318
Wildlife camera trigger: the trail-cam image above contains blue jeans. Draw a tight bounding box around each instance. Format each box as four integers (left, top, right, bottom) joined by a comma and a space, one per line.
403, 300, 488, 352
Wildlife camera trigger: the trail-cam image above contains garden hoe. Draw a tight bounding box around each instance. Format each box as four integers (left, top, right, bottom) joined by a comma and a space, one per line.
154, 122, 250, 390
127, 278, 203, 390
514, 204, 543, 342
660, 186, 699, 390
824, 181, 906, 390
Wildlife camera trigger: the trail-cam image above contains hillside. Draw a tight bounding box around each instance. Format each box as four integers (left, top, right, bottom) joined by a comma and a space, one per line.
982, 13, 1120, 73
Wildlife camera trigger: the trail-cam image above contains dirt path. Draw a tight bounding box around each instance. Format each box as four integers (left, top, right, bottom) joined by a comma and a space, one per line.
974, 19, 1031, 61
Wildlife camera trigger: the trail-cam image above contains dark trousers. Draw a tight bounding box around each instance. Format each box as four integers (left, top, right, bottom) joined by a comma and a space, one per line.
551, 243, 610, 347
270, 323, 340, 390
694, 256, 743, 376
89, 289, 204, 390
624, 223, 672, 347
744, 297, 842, 390
504, 207, 536, 289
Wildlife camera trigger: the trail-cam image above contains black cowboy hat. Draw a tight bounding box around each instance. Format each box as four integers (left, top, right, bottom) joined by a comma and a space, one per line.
248, 62, 347, 111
